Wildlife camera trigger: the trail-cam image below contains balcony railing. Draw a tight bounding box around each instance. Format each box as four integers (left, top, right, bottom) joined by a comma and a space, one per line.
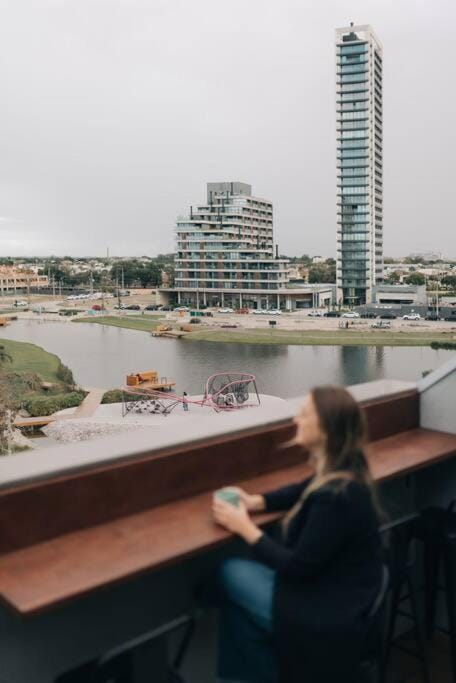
0, 360, 455, 681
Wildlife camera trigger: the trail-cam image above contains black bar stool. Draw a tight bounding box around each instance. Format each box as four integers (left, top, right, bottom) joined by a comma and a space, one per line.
54, 613, 197, 683
382, 515, 430, 683
417, 503, 456, 682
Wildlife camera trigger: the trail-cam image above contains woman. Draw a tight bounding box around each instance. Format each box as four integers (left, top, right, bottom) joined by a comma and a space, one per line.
211, 385, 384, 683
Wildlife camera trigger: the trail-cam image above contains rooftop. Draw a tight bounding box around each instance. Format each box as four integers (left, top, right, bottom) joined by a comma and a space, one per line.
0, 359, 455, 681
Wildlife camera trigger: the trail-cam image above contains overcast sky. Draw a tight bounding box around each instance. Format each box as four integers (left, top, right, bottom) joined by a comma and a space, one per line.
0, 0, 455, 258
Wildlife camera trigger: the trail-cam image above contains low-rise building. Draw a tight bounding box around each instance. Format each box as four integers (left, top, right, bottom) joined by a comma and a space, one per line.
372, 284, 427, 305
0, 267, 48, 293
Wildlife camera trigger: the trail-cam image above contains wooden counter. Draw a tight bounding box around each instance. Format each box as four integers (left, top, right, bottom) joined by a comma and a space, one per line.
0, 427, 455, 617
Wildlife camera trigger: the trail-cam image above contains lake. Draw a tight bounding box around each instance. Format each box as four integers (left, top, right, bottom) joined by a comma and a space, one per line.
1, 319, 453, 398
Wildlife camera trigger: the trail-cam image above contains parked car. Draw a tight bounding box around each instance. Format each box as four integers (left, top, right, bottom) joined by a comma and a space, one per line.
425, 314, 440, 321
324, 311, 341, 317
402, 314, 421, 321
253, 309, 266, 315
444, 314, 456, 322
160, 305, 174, 311
371, 321, 391, 329
307, 310, 324, 317
266, 309, 282, 315
219, 308, 234, 314
15, 300, 28, 307
380, 313, 397, 319
361, 313, 377, 319
341, 312, 360, 319
92, 304, 104, 311
174, 306, 190, 312
235, 308, 249, 314
144, 304, 160, 311
113, 304, 126, 310
125, 304, 141, 311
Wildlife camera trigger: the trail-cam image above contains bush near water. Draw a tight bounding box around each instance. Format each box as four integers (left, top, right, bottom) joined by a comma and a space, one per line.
25, 391, 87, 416
430, 341, 456, 350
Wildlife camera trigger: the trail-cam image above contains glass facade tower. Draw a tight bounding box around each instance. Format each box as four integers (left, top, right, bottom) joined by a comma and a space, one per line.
335, 24, 383, 305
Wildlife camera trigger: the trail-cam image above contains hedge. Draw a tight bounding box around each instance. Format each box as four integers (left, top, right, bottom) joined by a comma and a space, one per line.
25, 391, 86, 417
102, 389, 145, 404
430, 341, 456, 350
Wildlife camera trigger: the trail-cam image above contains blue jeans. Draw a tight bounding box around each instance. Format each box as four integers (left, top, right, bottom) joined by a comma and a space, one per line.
202, 558, 279, 683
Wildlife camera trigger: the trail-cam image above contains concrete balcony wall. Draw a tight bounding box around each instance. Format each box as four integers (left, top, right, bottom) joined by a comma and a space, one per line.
0, 365, 454, 682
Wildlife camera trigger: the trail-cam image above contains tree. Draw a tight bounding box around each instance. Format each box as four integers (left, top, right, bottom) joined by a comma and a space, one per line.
299, 254, 313, 267
441, 275, 456, 290
308, 263, 336, 284
386, 271, 401, 284
405, 272, 426, 286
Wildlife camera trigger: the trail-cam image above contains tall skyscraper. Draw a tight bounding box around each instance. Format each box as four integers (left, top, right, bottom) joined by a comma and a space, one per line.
336, 24, 383, 305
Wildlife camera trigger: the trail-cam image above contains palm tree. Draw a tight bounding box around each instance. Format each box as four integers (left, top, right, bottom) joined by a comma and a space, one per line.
0, 345, 12, 364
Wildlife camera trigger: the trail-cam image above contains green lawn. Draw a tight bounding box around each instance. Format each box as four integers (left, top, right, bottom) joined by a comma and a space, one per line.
73, 315, 165, 332
70, 315, 456, 347
0, 338, 62, 382
184, 328, 456, 347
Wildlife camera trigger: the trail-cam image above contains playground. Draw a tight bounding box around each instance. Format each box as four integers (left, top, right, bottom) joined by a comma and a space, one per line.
40, 372, 283, 444
122, 372, 260, 416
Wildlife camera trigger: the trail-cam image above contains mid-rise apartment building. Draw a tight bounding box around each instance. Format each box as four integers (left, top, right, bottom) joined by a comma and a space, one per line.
336, 24, 383, 305
172, 182, 290, 309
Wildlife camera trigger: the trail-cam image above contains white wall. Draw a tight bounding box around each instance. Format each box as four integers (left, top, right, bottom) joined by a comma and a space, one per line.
418, 356, 456, 433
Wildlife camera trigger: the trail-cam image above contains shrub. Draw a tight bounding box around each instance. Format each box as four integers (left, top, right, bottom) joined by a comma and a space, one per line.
25, 391, 86, 417
56, 362, 76, 389
102, 389, 123, 404
5, 371, 43, 401
430, 341, 456, 350
102, 390, 144, 404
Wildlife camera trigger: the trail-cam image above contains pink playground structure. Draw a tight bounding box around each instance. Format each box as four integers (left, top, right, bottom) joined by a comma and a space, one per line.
122, 372, 260, 417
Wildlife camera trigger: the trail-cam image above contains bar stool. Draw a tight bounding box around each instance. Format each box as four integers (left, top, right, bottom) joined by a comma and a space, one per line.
418, 503, 456, 682
54, 613, 197, 683
382, 515, 430, 683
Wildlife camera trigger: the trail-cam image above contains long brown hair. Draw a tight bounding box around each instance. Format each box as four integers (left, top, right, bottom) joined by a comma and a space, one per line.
282, 385, 379, 532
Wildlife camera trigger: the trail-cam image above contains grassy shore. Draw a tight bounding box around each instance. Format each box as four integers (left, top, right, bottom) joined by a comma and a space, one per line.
0, 338, 63, 381
71, 315, 456, 346
183, 328, 456, 347
74, 315, 164, 332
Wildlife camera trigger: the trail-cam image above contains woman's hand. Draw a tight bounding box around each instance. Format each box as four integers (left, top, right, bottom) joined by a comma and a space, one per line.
212, 498, 263, 545
222, 487, 265, 513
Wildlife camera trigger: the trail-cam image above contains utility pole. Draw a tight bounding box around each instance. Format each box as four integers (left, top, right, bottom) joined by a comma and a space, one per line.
116, 274, 121, 309
436, 270, 440, 318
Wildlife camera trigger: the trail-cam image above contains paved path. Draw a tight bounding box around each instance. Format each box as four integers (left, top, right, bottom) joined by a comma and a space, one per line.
14, 389, 105, 429
71, 388, 105, 418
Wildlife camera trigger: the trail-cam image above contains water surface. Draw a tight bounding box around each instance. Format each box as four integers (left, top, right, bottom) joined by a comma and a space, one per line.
1, 319, 453, 398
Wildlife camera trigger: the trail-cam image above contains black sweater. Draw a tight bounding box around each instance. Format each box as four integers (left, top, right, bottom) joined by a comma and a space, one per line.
252, 477, 383, 683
